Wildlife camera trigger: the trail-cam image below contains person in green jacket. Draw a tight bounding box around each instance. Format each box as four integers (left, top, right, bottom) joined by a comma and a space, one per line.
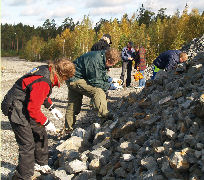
64, 48, 121, 132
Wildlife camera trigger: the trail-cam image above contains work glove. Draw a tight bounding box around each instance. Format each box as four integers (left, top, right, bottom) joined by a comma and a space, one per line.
44, 119, 56, 133
51, 108, 63, 120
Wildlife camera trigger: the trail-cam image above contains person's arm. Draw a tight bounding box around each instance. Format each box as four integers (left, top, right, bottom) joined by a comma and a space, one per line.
27, 81, 51, 125
43, 97, 53, 109
165, 54, 180, 71
122, 48, 128, 61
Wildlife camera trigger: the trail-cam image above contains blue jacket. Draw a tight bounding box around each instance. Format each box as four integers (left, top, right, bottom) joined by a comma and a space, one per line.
121, 47, 135, 61
153, 50, 182, 71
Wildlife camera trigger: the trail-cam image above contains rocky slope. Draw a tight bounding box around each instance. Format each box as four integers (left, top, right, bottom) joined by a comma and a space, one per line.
43, 35, 204, 180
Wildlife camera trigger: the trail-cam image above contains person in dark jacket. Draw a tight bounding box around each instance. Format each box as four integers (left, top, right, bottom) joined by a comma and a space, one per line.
134, 45, 147, 88
91, 34, 112, 51
2, 59, 75, 180
120, 41, 135, 87
64, 48, 121, 132
151, 50, 188, 79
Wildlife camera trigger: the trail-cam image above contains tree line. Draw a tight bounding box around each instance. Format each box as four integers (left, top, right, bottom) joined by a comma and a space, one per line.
1, 5, 204, 64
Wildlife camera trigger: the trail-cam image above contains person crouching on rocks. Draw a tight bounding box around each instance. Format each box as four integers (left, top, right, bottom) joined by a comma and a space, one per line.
1, 58, 75, 180
64, 48, 121, 134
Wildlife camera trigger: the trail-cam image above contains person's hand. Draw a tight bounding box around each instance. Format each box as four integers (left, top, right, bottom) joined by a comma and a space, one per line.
51, 108, 63, 120
128, 57, 133, 60
44, 119, 56, 133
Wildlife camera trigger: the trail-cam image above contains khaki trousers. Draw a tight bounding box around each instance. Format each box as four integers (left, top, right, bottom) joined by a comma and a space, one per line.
65, 79, 108, 130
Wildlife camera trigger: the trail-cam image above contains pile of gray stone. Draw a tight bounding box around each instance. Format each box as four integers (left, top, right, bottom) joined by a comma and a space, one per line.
37, 36, 204, 180
181, 34, 204, 60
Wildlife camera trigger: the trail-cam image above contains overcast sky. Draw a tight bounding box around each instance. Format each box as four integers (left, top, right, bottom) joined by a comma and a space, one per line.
2, 0, 204, 28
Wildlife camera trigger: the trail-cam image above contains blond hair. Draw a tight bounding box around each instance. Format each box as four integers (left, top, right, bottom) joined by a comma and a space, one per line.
49, 58, 75, 84
179, 52, 188, 61
105, 48, 121, 65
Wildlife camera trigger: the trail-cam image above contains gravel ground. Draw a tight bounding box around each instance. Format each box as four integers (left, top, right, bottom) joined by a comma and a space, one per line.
1, 57, 141, 179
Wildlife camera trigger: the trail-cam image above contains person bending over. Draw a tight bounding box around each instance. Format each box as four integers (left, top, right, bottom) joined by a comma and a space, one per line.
2, 58, 75, 180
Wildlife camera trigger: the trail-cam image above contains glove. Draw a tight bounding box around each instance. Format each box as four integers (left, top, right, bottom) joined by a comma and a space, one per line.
109, 83, 117, 90
51, 108, 63, 120
44, 119, 56, 132
108, 77, 113, 83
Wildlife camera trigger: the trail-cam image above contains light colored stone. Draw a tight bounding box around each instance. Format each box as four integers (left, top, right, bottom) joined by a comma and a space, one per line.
80, 150, 90, 162
56, 136, 83, 152
155, 146, 165, 153
65, 159, 87, 174
169, 151, 189, 170
117, 141, 133, 153
89, 159, 100, 170
89, 147, 111, 165
165, 128, 176, 139
122, 154, 134, 161
54, 169, 74, 180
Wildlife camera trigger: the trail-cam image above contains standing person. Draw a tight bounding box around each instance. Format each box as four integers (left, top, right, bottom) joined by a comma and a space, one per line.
91, 34, 112, 51
1, 59, 75, 180
134, 45, 146, 88
151, 50, 188, 79
91, 34, 112, 74
120, 41, 135, 87
64, 48, 121, 132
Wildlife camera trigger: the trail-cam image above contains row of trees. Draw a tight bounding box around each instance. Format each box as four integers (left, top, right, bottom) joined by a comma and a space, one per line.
1, 5, 204, 64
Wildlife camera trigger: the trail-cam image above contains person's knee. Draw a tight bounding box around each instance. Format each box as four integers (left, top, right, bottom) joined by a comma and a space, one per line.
92, 89, 106, 99
19, 141, 35, 153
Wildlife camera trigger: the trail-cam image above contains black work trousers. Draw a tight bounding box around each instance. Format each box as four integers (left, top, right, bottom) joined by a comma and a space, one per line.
9, 108, 48, 180
120, 60, 132, 87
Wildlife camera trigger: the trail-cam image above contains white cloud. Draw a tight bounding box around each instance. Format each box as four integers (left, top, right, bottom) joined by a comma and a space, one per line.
90, 6, 125, 16
143, 0, 204, 15
1, 9, 10, 18
5, 0, 37, 6
187, 0, 204, 12
86, 0, 132, 8
20, 6, 44, 16
44, 7, 77, 19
